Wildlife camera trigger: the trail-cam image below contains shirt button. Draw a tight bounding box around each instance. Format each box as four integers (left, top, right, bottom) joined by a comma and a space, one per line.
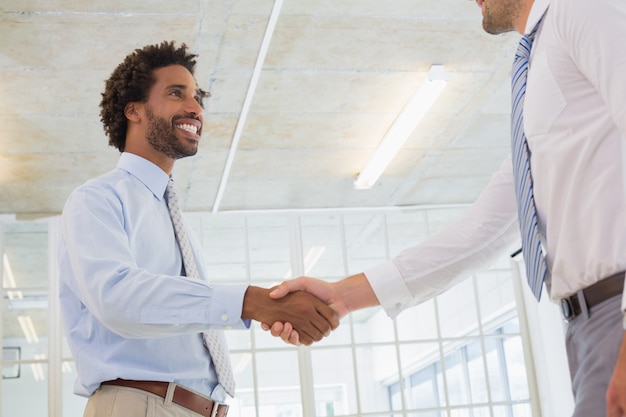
221, 314, 229, 322
225, 325, 233, 330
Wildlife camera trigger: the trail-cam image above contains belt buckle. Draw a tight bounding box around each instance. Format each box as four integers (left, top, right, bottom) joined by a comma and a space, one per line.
560, 297, 576, 322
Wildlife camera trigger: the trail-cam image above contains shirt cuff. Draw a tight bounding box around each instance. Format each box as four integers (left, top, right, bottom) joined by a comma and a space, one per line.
364, 260, 413, 319
209, 283, 250, 329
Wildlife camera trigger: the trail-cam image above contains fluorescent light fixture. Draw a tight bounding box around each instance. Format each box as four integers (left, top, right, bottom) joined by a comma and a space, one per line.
62, 362, 73, 373
3, 254, 23, 300
18, 315, 39, 343
354, 64, 448, 190
31, 354, 45, 381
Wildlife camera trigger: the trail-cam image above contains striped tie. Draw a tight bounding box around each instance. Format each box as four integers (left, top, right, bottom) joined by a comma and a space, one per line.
511, 18, 548, 301
165, 179, 236, 397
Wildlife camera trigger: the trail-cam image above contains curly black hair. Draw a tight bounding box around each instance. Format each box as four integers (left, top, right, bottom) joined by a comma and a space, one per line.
99, 41, 209, 152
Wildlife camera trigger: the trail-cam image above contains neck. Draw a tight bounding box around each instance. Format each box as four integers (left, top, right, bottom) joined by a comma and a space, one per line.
124, 141, 175, 176
515, 0, 535, 34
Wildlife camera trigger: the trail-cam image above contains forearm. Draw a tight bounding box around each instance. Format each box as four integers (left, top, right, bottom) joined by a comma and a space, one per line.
335, 273, 380, 313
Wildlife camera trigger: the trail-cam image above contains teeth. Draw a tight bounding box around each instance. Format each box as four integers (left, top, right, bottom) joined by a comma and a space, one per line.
176, 123, 198, 134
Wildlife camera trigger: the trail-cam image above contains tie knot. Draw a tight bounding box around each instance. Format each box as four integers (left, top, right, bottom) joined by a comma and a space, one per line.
516, 14, 545, 60
515, 36, 533, 60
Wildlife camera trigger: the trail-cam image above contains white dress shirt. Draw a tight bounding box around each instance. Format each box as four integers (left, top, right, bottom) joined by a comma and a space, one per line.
366, 0, 626, 317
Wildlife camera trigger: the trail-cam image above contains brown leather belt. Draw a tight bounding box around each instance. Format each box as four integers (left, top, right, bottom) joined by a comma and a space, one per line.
560, 272, 624, 322
101, 379, 228, 417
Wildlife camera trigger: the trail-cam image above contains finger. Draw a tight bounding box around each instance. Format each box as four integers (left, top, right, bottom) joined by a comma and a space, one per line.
261, 322, 270, 331
280, 322, 293, 342
294, 317, 325, 344
606, 395, 626, 417
300, 319, 326, 343
308, 302, 339, 337
288, 329, 301, 346
270, 322, 285, 337
318, 303, 340, 331
298, 331, 313, 346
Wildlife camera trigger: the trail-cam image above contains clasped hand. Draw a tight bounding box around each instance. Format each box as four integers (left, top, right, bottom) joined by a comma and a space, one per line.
242, 284, 340, 346
259, 276, 349, 346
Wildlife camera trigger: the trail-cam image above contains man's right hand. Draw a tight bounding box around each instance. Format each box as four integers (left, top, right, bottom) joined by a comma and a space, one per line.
263, 274, 379, 345
241, 286, 339, 346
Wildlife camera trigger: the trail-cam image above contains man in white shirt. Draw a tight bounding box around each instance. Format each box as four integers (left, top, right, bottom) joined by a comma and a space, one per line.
264, 0, 626, 415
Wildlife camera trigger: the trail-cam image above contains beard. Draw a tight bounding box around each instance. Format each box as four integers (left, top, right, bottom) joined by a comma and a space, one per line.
481, 0, 521, 35
145, 107, 198, 159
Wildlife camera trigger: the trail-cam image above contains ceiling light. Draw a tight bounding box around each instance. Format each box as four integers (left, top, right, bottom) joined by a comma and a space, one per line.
3, 254, 23, 300
30, 354, 46, 381
354, 64, 448, 190
17, 315, 39, 343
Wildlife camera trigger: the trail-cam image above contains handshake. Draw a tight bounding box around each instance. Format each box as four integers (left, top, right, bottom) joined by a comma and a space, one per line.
242, 273, 378, 346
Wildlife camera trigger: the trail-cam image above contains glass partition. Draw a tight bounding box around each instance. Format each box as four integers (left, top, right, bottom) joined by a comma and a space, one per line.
1, 207, 535, 416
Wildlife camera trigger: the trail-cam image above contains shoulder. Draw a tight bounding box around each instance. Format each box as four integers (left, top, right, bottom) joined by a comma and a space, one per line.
63, 168, 133, 213
548, 0, 613, 30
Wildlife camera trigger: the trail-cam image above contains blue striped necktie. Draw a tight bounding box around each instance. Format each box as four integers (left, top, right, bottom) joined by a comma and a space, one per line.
511, 17, 547, 301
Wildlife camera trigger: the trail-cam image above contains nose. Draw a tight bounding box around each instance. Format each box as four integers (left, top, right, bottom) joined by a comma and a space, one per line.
185, 97, 203, 118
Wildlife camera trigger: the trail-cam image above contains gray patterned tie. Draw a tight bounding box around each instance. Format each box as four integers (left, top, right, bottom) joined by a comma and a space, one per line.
165, 178, 236, 397
511, 17, 548, 301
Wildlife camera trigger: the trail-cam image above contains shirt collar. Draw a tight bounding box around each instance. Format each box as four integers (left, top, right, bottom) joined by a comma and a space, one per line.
117, 152, 170, 201
525, 0, 550, 34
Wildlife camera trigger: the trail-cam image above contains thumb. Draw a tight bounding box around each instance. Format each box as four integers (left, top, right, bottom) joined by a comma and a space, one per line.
269, 277, 307, 299
605, 404, 619, 417
268, 283, 289, 299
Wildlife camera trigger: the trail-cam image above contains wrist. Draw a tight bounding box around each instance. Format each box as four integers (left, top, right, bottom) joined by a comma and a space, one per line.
339, 273, 379, 313
242, 286, 268, 320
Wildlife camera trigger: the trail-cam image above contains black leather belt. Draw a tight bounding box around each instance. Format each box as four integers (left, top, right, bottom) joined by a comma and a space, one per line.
560, 272, 624, 322
102, 379, 228, 417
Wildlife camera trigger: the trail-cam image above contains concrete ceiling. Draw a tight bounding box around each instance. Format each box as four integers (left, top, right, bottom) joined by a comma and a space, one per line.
1, 0, 525, 349
0, 0, 519, 218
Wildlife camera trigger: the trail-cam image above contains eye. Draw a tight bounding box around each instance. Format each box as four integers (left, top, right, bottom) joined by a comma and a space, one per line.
168, 89, 182, 98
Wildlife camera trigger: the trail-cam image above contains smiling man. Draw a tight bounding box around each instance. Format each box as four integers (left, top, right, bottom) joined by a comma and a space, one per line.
57, 41, 338, 417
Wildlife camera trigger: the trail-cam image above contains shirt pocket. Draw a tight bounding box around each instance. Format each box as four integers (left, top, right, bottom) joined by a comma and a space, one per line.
524, 50, 566, 136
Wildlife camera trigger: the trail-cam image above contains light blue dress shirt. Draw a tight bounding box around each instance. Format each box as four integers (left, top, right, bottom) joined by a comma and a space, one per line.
58, 152, 248, 401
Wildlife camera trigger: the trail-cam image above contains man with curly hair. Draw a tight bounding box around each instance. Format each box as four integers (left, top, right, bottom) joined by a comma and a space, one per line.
57, 41, 338, 417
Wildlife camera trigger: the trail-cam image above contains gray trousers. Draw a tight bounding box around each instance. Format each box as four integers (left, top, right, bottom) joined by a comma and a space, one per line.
566, 294, 622, 417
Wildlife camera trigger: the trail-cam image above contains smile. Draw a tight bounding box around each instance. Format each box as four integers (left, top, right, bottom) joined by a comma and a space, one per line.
175, 123, 199, 135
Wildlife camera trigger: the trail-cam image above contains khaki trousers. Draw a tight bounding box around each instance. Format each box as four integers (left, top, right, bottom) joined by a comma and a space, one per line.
84, 384, 204, 417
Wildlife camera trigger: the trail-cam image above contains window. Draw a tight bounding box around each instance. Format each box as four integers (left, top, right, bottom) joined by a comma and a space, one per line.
1, 207, 539, 416
389, 318, 531, 416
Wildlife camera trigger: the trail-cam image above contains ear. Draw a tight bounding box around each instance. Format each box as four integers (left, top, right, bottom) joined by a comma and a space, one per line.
124, 103, 141, 122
